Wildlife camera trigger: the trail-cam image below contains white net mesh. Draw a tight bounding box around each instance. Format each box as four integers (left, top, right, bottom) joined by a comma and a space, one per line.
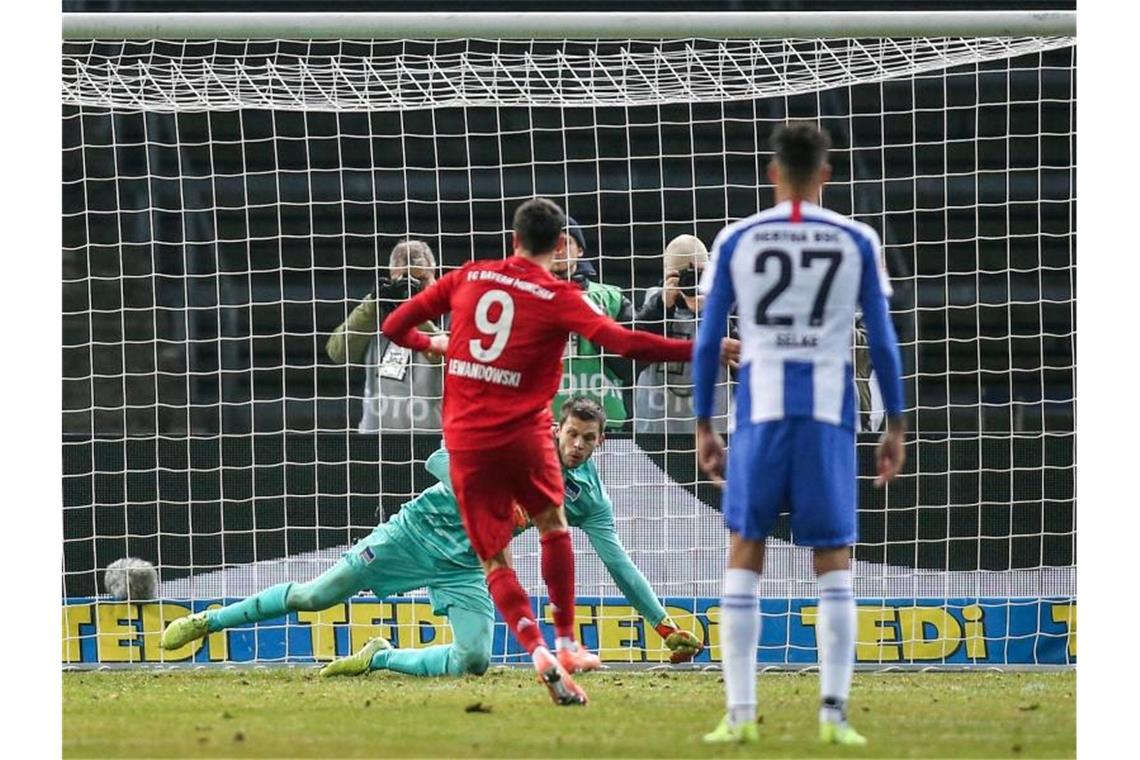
62, 33, 1075, 667
63, 36, 1074, 111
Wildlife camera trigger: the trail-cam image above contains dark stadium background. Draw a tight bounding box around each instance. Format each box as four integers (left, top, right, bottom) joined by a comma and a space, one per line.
62, 0, 1075, 597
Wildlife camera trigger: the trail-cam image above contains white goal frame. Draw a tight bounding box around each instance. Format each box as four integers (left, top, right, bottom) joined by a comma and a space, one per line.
61, 10, 1077, 671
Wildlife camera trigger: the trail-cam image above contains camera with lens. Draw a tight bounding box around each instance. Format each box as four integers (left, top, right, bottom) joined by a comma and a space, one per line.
676, 266, 700, 296
375, 275, 426, 312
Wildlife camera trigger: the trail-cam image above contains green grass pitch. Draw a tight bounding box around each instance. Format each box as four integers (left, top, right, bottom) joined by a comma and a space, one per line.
63, 669, 1074, 758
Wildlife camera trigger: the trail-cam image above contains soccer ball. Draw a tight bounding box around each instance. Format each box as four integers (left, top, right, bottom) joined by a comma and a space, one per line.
103, 557, 159, 601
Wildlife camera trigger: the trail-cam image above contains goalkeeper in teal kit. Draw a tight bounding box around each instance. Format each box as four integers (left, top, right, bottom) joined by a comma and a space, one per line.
161, 396, 703, 674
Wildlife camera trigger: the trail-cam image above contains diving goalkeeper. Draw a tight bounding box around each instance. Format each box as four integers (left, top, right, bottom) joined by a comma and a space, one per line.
161, 396, 703, 675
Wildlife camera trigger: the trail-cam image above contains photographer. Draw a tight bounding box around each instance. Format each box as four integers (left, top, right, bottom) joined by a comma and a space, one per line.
634, 234, 732, 433
326, 240, 444, 433
549, 217, 637, 431
854, 316, 887, 433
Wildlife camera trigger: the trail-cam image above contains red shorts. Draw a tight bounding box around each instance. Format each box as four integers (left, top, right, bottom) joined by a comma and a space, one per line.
449, 433, 564, 561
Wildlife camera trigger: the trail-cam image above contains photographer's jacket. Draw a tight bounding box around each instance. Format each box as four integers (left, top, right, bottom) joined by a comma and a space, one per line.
326, 292, 443, 433
634, 287, 731, 433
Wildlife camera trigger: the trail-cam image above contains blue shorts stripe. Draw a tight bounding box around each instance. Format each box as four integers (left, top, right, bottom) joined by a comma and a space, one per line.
783, 361, 814, 418
841, 364, 856, 429
735, 363, 753, 430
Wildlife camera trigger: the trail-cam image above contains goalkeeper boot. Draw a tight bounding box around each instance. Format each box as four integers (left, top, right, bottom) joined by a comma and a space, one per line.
319, 636, 392, 678
819, 720, 867, 747
534, 647, 588, 706
557, 642, 602, 674
160, 611, 210, 651
702, 715, 759, 745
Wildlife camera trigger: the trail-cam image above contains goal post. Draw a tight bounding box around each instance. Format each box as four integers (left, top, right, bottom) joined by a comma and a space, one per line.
61, 11, 1076, 669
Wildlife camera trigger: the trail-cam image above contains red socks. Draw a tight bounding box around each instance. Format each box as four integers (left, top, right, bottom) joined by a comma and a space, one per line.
485, 530, 576, 654
540, 529, 577, 640
486, 567, 545, 654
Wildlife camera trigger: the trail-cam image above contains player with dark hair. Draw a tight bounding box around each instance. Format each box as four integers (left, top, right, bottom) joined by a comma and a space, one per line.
693, 122, 906, 746
162, 396, 704, 678
380, 197, 693, 705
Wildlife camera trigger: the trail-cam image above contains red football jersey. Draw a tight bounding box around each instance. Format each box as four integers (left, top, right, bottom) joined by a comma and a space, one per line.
382, 255, 691, 450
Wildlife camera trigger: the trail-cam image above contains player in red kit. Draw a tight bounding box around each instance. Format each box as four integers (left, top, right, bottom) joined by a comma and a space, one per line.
381, 198, 692, 705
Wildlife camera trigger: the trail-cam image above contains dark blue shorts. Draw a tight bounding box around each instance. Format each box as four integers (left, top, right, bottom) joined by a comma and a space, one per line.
724, 418, 857, 548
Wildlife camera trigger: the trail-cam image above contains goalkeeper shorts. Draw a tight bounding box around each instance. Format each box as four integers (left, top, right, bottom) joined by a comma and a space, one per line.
723, 417, 858, 548
343, 521, 495, 620
448, 433, 564, 560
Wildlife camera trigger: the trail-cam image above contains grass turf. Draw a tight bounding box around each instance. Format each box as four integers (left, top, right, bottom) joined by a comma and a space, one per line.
63, 668, 1074, 758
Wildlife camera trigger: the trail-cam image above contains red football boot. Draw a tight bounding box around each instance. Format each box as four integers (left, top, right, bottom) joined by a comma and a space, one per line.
533, 648, 588, 706
557, 644, 602, 674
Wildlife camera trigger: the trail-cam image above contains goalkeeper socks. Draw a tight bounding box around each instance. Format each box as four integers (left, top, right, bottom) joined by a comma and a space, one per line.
206, 582, 292, 632
371, 645, 452, 677
540, 529, 577, 640
721, 568, 761, 727
816, 569, 856, 723
487, 567, 545, 654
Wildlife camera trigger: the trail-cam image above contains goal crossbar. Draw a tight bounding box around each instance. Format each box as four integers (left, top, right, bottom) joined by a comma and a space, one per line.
62, 10, 1076, 41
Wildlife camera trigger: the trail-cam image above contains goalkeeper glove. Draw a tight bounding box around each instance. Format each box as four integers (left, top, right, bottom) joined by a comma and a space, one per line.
655, 617, 704, 664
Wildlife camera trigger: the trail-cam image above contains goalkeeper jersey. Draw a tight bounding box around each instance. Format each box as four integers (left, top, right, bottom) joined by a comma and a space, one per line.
386, 444, 669, 627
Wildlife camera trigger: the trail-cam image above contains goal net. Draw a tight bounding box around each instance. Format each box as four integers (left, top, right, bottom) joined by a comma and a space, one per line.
62, 14, 1076, 668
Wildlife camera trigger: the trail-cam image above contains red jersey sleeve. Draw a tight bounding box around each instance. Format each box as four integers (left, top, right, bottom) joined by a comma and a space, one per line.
380, 269, 459, 352
557, 286, 692, 363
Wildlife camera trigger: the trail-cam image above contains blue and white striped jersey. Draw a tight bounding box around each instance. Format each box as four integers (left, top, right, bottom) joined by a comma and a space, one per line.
693, 200, 903, 429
